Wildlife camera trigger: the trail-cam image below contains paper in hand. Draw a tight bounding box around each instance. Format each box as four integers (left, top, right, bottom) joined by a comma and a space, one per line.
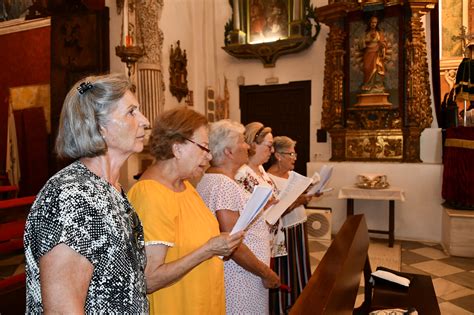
307, 165, 333, 195
230, 185, 272, 235
263, 171, 313, 226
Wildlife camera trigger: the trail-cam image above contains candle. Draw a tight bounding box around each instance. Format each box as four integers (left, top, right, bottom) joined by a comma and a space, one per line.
293, 0, 300, 21
233, 0, 240, 30
123, 0, 128, 46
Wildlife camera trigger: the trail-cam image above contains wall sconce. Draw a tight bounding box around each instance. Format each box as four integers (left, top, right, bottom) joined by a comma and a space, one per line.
115, 0, 144, 83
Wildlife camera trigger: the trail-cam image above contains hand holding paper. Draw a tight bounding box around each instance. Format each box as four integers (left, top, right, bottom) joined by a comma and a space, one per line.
230, 185, 273, 235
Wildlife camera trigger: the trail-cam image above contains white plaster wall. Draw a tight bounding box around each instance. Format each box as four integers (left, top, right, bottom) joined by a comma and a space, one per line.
307, 161, 444, 243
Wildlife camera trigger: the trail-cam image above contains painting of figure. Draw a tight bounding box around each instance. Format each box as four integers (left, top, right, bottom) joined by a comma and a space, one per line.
248, 0, 289, 44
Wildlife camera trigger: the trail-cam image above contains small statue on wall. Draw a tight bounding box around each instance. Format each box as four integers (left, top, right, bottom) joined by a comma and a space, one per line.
169, 40, 189, 102
359, 16, 387, 93
351, 14, 395, 107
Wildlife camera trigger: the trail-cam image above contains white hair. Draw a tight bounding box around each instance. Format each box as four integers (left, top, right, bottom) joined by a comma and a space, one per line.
209, 119, 245, 166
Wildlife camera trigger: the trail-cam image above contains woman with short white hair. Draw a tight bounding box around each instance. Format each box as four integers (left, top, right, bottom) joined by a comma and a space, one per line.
197, 119, 280, 315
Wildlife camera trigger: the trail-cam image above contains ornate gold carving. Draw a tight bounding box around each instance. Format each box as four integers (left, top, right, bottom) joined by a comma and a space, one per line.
318, 1, 435, 162
405, 9, 433, 130
346, 130, 403, 161
321, 26, 346, 130
346, 108, 401, 129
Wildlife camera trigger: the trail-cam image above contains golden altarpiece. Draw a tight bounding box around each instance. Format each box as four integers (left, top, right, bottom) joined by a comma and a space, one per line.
317, 0, 436, 162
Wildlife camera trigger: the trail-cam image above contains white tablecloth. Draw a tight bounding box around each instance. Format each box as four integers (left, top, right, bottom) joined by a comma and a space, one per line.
338, 186, 405, 202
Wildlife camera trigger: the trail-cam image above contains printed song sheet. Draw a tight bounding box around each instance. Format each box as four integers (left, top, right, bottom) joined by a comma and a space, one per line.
263, 171, 313, 225
307, 165, 333, 195
230, 185, 273, 235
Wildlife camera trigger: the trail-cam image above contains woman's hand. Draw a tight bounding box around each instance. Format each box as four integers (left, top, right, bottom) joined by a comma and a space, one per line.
207, 231, 244, 257
261, 268, 281, 289
263, 196, 279, 210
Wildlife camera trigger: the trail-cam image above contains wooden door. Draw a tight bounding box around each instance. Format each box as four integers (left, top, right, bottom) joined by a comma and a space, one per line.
50, 3, 109, 172
240, 81, 311, 175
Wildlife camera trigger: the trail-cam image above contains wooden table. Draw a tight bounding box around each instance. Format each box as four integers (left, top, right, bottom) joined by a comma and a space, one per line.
338, 186, 405, 247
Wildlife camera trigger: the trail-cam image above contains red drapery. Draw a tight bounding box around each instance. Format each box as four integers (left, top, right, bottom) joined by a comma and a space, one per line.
442, 127, 474, 209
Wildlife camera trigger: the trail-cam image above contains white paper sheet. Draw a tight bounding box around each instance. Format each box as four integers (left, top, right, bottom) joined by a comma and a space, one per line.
230, 185, 273, 235
263, 171, 313, 225
307, 165, 333, 195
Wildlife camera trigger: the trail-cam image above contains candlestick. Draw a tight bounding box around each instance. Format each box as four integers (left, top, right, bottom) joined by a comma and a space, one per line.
123, 0, 128, 45
233, 0, 240, 30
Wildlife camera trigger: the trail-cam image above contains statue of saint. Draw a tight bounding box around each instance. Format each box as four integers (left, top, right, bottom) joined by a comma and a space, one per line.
359, 16, 387, 93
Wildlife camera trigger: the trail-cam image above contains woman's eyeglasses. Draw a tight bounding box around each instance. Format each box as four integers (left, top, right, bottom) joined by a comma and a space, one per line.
183, 137, 211, 154
279, 152, 297, 158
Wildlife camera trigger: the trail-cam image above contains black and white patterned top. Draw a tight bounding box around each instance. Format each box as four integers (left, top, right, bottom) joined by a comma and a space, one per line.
24, 160, 148, 314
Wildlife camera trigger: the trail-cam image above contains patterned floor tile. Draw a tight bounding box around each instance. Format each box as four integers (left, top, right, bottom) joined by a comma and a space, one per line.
401, 241, 427, 251
400, 263, 431, 276
438, 256, 474, 271
410, 260, 464, 277
410, 247, 450, 260
444, 271, 474, 290
448, 294, 474, 313
401, 250, 433, 265
439, 301, 474, 315
432, 278, 472, 300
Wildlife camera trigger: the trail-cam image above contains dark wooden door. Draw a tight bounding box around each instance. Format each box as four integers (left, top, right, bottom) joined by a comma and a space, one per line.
50, 3, 109, 172
240, 81, 311, 175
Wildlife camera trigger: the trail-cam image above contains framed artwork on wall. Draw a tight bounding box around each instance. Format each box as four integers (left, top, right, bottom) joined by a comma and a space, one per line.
247, 0, 289, 44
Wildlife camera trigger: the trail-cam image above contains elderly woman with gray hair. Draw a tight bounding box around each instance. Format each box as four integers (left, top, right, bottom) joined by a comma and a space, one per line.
197, 119, 280, 315
24, 73, 150, 313
267, 135, 319, 310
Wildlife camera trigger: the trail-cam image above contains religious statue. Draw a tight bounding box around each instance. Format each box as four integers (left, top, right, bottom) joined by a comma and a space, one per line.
354, 16, 388, 93
359, 16, 387, 93
351, 15, 393, 107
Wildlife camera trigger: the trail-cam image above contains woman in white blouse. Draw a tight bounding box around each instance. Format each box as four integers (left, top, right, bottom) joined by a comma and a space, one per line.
197, 119, 279, 315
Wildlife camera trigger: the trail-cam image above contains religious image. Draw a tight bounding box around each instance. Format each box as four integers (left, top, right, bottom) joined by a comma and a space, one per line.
349, 14, 399, 107
248, 0, 289, 44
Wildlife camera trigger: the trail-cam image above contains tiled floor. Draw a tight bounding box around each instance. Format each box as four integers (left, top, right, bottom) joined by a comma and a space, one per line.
308, 238, 474, 315
2, 240, 474, 314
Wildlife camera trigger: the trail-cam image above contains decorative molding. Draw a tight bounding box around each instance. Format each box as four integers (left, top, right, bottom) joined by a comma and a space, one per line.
135, 0, 165, 126
405, 7, 433, 130
0, 17, 50, 36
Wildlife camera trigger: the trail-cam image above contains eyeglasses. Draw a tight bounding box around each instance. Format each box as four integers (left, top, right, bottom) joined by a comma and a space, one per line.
279, 152, 297, 158
183, 136, 211, 154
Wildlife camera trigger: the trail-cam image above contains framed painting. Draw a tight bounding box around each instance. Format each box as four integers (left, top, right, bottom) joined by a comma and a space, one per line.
247, 0, 290, 44
346, 7, 403, 110
0, 0, 32, 21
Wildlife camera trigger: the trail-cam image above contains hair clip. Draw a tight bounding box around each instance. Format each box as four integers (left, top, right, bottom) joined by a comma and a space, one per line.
254, 126, 265, 142
77, 82, 94, 95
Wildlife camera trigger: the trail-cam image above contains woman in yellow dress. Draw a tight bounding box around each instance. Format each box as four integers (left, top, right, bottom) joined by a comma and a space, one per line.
128, 107, 243, 314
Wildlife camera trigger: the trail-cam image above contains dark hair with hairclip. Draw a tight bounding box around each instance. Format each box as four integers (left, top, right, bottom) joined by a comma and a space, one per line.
77, 82, 94, 94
